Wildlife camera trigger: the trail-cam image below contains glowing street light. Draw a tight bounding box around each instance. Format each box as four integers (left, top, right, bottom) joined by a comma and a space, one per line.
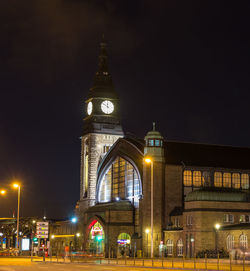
12, 182, 21, 250
215, 223, 221, 230
71, 217, 77, 223
0, 190, 6, 195
76, 233, 80, 237
144, 157, 154, 258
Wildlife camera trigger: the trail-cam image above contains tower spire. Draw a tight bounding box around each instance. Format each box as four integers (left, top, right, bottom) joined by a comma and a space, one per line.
93, 38, 113, 87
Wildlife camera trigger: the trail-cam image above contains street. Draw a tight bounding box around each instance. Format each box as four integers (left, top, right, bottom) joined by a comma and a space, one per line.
1, 257, 250, 271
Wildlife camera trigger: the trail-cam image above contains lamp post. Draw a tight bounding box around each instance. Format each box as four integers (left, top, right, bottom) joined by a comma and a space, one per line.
145, 229, 149, 258
214, 223, 221, 253
144, 157, 154, 258
13, 183, 21, 250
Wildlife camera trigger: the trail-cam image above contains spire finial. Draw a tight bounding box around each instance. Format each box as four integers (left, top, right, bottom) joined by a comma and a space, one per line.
92, 38, 113, 87
153, 122, 156, 131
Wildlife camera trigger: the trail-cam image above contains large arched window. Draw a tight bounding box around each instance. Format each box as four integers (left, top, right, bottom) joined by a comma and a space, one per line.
98, 157, 141, 207
177, 239, 183, 256
226, 235, 234, 250
166, 239, 173, 255
239, 234, 248, 250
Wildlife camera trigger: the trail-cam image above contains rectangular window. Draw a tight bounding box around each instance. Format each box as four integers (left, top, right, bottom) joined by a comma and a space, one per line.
241, 174, 249, 190
214, 172, 222, 187
148, 139, 154, 146
155, 139, 160, 146
232, 173, 241, 189
193, 171, 202, 187
224, 214, 234, 223
223, 173, 231, 188
186, 215, 193, 226
240, 215, 250, 223
174, 217, 180, 227
183, 170, 192, 186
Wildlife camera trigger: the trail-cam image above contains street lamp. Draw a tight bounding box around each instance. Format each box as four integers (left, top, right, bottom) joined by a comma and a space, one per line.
214, 223, 221, 253
0, 190, 6, 196
145, 229, 149, 258
144, 157, 154, 258
13, 183, 21, 250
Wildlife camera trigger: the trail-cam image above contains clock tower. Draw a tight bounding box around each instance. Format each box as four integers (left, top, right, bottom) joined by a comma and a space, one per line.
79, 41, 124, 212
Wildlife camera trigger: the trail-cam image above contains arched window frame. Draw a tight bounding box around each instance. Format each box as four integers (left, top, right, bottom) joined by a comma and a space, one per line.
96, 156, 142, 206
239, 234, 248, 250
177, 239, 183, 256
166, 239, 174, 255
226, 234, 234, 250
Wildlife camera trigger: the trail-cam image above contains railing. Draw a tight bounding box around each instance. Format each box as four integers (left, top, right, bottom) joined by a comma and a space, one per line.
31, 252, 250, 270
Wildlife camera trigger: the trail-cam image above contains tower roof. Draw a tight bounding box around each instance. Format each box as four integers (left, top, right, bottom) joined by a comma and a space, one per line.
87, 39, 118, 99
145, 122, 163, 139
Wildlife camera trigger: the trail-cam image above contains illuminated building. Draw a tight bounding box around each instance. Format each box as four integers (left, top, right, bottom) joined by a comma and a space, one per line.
73, 41, 250, 257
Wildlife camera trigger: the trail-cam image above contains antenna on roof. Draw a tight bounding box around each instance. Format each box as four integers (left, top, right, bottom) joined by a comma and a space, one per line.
153, 122, 156, 131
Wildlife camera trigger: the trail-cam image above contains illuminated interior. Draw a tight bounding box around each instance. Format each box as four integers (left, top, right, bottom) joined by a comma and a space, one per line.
98, 157, 141, 207
87, 220, 105, 254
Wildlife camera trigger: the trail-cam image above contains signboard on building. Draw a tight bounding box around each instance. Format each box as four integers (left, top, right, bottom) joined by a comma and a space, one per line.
36, 221, 49, 239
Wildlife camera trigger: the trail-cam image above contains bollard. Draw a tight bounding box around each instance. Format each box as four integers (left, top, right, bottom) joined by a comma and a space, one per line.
217, 253, 220, 270
230, 254, 232, 271
142, 251, 144, 266
125, 254, 127, 265
108, 247, 110, 264
194, 255, 196, 270
243, 252, 245, 271
205, 253, 207, 271
57, 252, 58, 263
134, 249, 136, 266
162, 253, 164, 268
183, 254, 185, 268
172, 254, 174, 268
152, 257, 154, 267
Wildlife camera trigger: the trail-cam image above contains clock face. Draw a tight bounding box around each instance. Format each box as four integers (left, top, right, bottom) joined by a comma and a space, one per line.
101, 100, 114, 114
87, 101, 93, 115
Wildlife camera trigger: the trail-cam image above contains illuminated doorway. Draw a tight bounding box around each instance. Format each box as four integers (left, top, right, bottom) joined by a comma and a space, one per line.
117, 233, 131, 256
87, 220, 105, 254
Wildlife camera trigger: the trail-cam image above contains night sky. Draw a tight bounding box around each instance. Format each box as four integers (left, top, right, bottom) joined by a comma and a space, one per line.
1, 1, 250, 219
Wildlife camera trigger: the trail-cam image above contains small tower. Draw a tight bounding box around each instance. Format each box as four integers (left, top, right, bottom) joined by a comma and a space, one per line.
144, 122, 165, 162
79, 41, 124, 212
141, 123, 165, 257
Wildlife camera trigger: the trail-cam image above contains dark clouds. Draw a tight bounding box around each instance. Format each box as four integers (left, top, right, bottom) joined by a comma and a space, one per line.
0, 0, 250, 218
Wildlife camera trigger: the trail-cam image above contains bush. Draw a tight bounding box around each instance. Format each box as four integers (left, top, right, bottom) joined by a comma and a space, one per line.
196, 248, 229, 258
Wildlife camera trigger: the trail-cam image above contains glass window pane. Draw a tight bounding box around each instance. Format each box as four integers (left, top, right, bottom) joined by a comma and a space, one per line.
214, 172, 222, 187
184, 170, 192, 186
193, 171, 201, 187
242, 174, 249, 190
155, 140, 160, 146
232, 173, 240, 189
148, 139, 154, 146
223, 173, 231, 188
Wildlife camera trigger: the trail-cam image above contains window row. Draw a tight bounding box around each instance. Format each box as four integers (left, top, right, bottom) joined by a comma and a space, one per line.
183, 170, 249, 190
224, 214, 250, 224
147, 138, 163, 147
166, 239, 183, 256
227, 234, 248, 250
